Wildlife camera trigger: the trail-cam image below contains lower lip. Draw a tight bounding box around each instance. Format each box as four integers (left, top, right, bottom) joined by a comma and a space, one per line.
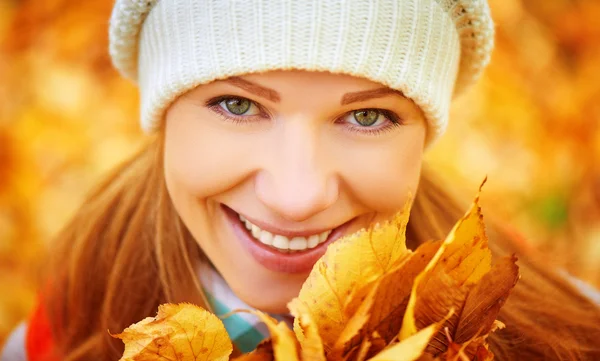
222, 205, 352, 274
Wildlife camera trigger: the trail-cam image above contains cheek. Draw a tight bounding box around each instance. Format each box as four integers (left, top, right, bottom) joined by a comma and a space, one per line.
338, 131, 425, 212
163, 108, 255, 200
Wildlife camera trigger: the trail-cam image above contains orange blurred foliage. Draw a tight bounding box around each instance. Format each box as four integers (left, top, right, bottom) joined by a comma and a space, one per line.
0, 0, 599, 347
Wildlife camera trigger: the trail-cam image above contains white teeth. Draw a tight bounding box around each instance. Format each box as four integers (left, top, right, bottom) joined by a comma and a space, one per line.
251, 224, 261, 238
307, 235, 319, 248
239, 213, 333, 252
272, 235, 290, 250
289, 237, 308, 250
319, 230, 330, 243
259, 230, 273, 246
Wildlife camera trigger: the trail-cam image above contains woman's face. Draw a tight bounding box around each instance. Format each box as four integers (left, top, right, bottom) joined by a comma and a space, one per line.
163, 70, 426, 313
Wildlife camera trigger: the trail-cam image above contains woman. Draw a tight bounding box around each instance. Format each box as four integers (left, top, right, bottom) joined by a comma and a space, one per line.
3, 0, 599, 360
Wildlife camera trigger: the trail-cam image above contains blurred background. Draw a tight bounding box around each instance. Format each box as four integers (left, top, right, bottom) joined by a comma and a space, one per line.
0, 0, 599, 346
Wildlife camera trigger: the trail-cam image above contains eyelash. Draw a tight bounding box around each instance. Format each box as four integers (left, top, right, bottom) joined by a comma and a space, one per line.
342, 110, 403, 136
205, 96, 404, 136
206, 96, 266, 124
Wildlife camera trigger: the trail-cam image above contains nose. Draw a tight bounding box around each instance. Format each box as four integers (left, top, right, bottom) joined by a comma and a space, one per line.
255, 121, 339, 222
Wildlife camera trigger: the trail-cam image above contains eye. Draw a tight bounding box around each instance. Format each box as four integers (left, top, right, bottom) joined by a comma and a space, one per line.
217, 96, 261, 116
336, 108, 403, 136
352, 109, 382, 126
343, 109, 394, 128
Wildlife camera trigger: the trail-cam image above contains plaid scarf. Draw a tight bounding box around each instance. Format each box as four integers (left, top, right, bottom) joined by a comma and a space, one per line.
198, 262, 294, 353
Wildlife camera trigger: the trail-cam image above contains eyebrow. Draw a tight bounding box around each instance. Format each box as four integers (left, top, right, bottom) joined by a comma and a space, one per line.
340, 87, 405, 105
225, 77, 405, 105
225, 77, 281, 103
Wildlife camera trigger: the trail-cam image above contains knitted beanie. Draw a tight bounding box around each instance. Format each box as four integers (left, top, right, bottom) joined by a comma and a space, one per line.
109, 0, 494, 146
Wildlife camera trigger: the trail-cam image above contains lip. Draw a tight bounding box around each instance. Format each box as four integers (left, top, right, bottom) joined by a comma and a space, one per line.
221, 204, 353, 274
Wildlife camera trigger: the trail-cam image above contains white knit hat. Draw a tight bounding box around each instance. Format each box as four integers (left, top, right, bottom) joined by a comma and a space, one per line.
109, 0, 494, 146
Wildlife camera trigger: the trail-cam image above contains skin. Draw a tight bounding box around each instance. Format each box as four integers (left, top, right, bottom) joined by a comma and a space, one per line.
163, 70, 427, 313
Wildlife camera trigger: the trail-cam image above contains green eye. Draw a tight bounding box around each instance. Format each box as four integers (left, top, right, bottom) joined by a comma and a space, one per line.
353, 109, 380, 126
223, 97, 251, 115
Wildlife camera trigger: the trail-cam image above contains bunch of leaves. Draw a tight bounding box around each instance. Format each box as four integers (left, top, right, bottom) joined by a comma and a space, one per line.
114, 186, 519, 361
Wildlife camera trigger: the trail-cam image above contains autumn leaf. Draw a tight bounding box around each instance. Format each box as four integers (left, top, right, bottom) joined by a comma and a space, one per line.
295, 199, 414, 350
353, 332, 387, 361
453, 255, 519, 344
354, 336, 374, 361
367, 323, 439, 361
399, 181, 519, 358
351, 241, 442, 343
113, 303, 232, 361
238, 310, 300, 361
328, 278, 379, 361
329, 241, 441, 360
288, 299, 326, 361
400, 184, 491, 346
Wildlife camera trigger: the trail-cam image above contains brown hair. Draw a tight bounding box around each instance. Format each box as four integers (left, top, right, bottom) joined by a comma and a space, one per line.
44, 134, 600, 361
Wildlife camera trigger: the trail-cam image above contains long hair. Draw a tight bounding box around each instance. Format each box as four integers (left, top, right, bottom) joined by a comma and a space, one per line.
45, 133, 600, 360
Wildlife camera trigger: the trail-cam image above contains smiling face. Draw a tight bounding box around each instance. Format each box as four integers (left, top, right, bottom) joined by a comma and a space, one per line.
163, 70, 427, 313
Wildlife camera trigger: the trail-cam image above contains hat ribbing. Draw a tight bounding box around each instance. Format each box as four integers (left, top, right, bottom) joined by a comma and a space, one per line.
109, 0, 494, 146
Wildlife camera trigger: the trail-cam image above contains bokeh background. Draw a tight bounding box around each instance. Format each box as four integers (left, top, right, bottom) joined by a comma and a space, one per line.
1, 0, 599, 346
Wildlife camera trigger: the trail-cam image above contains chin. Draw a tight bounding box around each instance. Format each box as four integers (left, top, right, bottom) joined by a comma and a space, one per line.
231, 277, 305, 315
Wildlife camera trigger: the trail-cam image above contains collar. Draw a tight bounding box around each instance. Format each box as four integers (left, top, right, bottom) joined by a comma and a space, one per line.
197, 261, 294, 353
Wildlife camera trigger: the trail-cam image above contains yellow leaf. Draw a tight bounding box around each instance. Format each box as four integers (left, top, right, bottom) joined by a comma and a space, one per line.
328, 280, 379, 361
352, 241, 442, 343
454, 255, 519, 343
355, 336, 374, 361
288, 299, 326, 361
354, 332, 387, 361
445, 332, 495, 361
239, 310, 300, 361
295, 199, 413, 350
113, 303, 232, 361
368, 324, 439, 361
330, 241, 441, 361
400, 183, 492, 353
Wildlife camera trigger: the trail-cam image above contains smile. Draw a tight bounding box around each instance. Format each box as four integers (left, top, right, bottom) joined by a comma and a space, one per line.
221, 204, 353, 273
239, 214, 332, 252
